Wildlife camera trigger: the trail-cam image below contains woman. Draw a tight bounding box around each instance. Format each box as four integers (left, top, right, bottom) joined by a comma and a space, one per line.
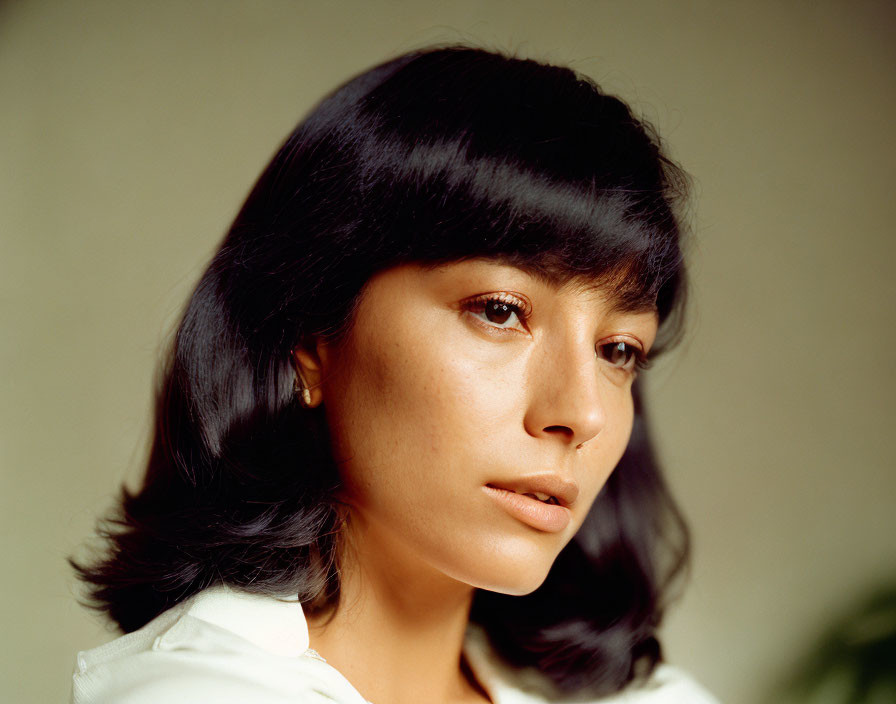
71, 46, 718, 703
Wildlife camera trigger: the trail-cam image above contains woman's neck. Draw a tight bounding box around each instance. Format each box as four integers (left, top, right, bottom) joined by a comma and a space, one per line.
306, 513, 492, 704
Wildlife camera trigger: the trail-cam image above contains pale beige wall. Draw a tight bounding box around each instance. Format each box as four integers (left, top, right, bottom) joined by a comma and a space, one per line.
2, 2, 894, 702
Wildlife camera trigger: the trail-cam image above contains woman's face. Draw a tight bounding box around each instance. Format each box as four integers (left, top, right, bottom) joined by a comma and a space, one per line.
310, 258, 658, 595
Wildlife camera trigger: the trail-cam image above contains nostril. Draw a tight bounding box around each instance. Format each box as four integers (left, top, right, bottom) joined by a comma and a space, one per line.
543, 425, 574, 436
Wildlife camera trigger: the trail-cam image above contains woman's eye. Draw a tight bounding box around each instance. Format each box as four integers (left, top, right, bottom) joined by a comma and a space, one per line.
597, 341, 647, 372
465, 297, 527, 331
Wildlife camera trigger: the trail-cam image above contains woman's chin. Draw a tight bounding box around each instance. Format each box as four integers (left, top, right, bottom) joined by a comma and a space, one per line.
437, 538, 564, 596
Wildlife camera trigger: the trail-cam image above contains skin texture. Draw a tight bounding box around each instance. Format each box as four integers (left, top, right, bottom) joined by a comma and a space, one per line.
296, 258, 658, 704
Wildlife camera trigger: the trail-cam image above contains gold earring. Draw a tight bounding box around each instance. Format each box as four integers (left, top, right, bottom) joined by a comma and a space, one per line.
294, 375, 313, 408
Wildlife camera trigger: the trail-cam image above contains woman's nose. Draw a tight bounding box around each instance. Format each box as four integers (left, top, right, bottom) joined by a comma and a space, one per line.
522, 339, 606, 449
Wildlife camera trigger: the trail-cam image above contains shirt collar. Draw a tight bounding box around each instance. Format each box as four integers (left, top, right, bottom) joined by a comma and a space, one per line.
181, 585, 549, 703
183, 584, 310, 658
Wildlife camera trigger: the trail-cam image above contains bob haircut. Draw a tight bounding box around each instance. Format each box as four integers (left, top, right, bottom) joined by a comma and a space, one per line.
73, 45, 691, 697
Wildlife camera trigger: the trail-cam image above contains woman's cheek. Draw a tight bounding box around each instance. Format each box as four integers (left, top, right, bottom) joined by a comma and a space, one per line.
576, 392, 635, 517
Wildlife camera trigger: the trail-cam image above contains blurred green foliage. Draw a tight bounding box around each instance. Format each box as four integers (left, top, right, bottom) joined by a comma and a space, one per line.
776, 583, 896, 704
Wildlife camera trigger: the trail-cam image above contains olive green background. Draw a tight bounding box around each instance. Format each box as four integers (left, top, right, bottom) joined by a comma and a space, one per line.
2, 2, 894, 702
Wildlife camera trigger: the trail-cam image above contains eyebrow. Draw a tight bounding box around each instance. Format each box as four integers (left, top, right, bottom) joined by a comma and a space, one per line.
605, 297, 659, 317
423, 255, 659, 317
488, 256, 660, 317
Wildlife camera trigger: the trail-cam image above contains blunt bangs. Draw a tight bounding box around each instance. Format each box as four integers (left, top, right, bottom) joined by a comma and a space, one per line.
308, 47, 688, 345
381, 144, 681, 320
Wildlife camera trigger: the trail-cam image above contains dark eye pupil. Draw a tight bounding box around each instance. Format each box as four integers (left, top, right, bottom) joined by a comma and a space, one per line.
485, 301, 513, 324
609, 342, 631, 366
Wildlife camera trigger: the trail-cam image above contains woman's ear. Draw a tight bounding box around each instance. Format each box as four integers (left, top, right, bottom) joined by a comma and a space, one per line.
291, 339, 327, 408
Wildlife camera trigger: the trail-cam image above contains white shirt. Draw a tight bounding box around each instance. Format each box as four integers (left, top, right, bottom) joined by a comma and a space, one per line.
71, 586, 719, 704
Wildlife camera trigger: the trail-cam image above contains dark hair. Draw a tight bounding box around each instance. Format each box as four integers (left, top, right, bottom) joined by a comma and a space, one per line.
72, 45, 691, 697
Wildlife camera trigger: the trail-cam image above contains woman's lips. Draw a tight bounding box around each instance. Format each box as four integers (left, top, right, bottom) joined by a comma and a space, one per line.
482, 485, 571, 533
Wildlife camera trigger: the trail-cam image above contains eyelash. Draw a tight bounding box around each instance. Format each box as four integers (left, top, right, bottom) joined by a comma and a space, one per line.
462, 294, 651, 373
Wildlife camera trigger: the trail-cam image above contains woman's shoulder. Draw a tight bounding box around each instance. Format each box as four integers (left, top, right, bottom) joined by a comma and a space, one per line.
473, 659, 719, 704
463, 625, 720, 704
71, 587, 368, 704
602, 664, 720, 703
